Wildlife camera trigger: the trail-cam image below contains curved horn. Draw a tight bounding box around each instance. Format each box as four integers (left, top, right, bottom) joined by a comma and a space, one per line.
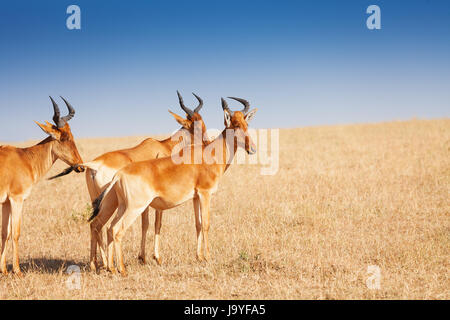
228, 97, 250, 114
50, 96, 63, 127
177, 90, 194, 118
221, 97, 233, 115
192, 93, 203, 113
60, 96, 75, 123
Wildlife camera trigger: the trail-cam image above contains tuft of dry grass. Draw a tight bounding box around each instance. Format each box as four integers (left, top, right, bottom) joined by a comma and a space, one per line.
0, 119, 449, 299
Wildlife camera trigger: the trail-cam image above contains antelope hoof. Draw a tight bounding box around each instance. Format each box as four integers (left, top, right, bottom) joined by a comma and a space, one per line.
13, 270, 24, 278
153, 255, 162, 266
108, 266, 117, 274
90, 261, 98, 273
138, 255, 146, 265
119, 269, 128, 277
196, 254, 205, 262
1, 269, 8, 276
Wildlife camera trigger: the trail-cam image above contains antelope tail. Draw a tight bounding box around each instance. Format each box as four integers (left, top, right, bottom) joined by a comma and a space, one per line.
47, 161, 102, 180
48, 166, 76, 180
88, 176, 118, 222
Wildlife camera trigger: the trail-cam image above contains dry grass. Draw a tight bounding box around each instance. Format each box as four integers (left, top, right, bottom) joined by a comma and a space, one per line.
0, 119, 449, 299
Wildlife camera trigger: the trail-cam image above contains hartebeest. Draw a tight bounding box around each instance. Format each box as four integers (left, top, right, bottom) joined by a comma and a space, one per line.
89, 97, 257, 275
83, 92, 209, 270
0, 97, 84, 276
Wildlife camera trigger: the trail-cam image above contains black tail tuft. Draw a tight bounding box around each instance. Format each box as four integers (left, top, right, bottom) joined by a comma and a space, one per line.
88, 188, 108, 222
48, 166, 75, 180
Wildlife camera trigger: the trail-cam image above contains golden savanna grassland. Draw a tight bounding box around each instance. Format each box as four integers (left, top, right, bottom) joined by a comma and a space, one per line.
0, 119, 448, 299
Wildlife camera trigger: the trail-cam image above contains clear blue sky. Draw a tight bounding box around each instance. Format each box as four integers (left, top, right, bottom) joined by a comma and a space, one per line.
0, 0, 449, 141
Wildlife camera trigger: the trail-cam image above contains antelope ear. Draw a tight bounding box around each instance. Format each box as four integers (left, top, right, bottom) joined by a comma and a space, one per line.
224, 109, 232, 127
168, 110, 191, 129
244, 108, 258, 123
35, 121, 61, 140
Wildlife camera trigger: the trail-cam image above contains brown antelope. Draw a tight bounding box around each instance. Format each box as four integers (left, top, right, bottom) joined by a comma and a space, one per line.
89, 97, 257, 276
83, 92, 209, 270
0, 97, 84, 276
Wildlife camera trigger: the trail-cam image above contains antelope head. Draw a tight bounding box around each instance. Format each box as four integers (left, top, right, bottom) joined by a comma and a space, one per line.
168, 91, 208, 144
35, 96, 84, 172
222, 97, 258, 155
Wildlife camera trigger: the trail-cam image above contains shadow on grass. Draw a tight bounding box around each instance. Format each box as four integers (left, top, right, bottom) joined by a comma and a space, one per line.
7, 258, 88, 274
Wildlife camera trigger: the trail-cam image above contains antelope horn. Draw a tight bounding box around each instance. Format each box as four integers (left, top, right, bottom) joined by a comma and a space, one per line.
60, 96, 75, 123
221, 98, 233, 115
177, 90, 194, 118
192, 92, 203, 113
228, 97, 250, 114
50, 96, 62, 127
